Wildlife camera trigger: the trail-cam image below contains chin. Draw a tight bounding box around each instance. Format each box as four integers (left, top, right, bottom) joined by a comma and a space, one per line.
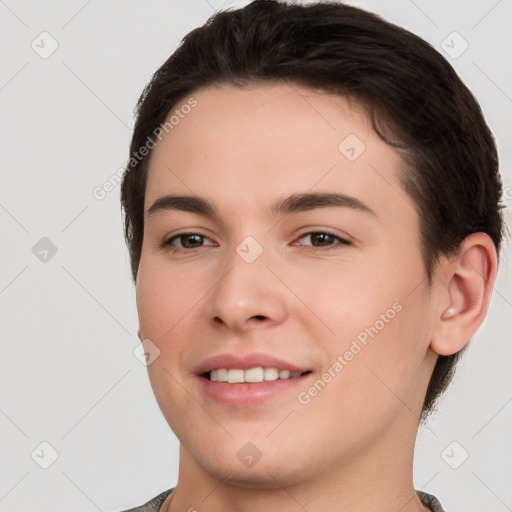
184, 438, 314, 490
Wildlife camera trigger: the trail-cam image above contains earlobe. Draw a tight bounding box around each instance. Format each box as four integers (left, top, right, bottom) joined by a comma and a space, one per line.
441, 307, 457, 319
430, 233, 498, 356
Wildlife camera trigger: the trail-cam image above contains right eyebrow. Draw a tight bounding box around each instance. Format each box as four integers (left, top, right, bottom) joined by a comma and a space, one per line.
146, 195, 215, 219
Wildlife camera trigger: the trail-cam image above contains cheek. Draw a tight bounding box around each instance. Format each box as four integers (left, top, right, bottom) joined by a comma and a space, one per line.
283, 257, 401, 341
135, 265, 201, 425
294, 297, 430, 440
135, 258, 214, 403
292, 251, 429, 384
136, 256, 206, 339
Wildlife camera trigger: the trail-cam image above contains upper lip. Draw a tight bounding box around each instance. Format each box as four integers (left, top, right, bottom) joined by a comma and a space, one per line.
194, 353, 310, 375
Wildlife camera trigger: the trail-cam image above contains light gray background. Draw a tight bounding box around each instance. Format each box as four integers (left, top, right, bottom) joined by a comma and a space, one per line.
0, 0, 511, 511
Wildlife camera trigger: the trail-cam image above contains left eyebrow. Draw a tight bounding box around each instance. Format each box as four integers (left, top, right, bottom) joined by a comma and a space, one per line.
271, 192, 377, 218
145, 192, 377, 219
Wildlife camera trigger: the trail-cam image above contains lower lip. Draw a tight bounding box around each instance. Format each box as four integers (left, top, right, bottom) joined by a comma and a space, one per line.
198, 373, 312, 407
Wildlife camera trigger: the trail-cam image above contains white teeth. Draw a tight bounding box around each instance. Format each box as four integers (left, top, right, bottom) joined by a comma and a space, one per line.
216, 368, 228, 382
227, 369, 244, 383
264, 367, 278, 381
208, 367, 303, 383
245, 367, 264, 382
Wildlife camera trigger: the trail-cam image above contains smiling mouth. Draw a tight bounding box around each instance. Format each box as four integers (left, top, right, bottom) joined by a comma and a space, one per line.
203, 367, 313, 383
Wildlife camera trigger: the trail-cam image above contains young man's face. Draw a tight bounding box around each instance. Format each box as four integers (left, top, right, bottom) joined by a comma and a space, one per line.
136, 83, 439, 487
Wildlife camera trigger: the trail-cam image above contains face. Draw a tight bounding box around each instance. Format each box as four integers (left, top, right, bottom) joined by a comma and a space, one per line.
136, 83, 438, 487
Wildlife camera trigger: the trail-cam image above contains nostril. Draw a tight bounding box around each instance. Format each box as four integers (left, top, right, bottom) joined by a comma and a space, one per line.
251, 315, 266, 321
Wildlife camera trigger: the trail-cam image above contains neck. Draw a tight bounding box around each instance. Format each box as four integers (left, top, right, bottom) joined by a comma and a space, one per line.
164, 409, 430, 512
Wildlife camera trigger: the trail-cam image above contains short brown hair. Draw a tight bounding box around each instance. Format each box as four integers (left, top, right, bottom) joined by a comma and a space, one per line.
120, 0, 505, 418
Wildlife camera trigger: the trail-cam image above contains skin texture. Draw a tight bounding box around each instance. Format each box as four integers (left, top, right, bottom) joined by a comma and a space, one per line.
135, 83, 497, 512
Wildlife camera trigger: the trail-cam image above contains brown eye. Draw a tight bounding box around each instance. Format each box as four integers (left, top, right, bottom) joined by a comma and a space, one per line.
163, 233, 215, 250
297, 231, 351, 250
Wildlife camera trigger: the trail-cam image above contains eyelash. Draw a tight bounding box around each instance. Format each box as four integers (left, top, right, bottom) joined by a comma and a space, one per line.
161, 230, 351, 252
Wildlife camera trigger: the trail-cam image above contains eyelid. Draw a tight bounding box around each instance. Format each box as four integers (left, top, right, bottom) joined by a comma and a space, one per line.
162, 231, 216, 249
160, 228, 352, 252
293, 229, 352, 249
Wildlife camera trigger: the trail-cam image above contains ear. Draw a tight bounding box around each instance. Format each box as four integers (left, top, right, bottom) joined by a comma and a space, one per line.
430, 233, 498, 356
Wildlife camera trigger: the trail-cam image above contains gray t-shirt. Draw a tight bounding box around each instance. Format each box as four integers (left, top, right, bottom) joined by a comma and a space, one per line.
121, 488, 446, 511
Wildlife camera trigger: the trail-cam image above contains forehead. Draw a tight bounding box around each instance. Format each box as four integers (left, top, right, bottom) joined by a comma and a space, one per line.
144, 82, 415, 223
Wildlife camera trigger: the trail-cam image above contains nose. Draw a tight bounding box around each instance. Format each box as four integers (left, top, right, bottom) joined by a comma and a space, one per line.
205, 242, 289, 334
